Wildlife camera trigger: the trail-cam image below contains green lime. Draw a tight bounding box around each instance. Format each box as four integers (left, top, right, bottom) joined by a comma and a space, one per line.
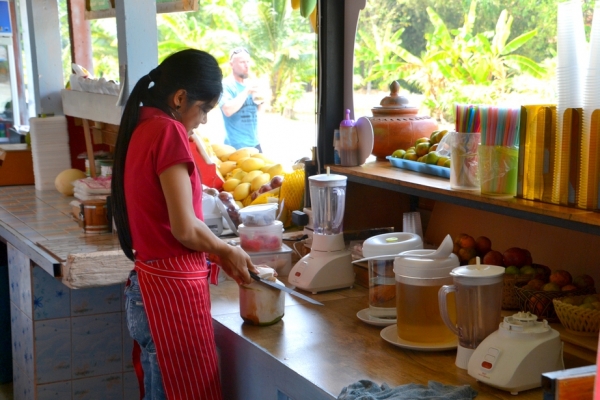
425, 152, 439, 165
391, 149, 406, 158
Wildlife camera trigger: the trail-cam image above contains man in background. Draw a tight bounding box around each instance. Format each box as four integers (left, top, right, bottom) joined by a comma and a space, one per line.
220, 47, 264, 151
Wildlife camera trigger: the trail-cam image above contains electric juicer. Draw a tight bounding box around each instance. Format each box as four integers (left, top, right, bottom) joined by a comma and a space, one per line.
288, 173, 354, 293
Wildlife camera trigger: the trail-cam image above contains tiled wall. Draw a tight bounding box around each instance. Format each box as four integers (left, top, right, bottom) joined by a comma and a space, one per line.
8, 243, 138, 400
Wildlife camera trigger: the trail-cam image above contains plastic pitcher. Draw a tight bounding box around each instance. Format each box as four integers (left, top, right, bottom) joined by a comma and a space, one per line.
438, 263, 505, 369
362, 232, 422, 319
393, 235, 459, 344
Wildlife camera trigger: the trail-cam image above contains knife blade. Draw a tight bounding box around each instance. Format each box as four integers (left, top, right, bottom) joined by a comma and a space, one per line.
249, 271, 324, 306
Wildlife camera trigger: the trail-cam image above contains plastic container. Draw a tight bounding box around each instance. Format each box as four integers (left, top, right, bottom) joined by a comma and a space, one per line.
239, 221, 283, 252
339, 109, 358, 166
394, 245, 459, 344
249, 243, 293, 276
238, 204, 278, 226
239, 266, 284, 326
362, 232, 422, 319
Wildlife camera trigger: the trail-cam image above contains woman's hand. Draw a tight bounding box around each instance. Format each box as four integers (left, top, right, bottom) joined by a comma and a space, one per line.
217, 245, 258, 285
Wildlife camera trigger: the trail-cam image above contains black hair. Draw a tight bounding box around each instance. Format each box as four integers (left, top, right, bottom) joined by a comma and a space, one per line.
111, 49, 223, 261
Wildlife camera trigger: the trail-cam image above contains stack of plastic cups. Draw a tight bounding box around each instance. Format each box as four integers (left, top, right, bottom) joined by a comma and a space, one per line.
402, 211, 423, 241
584, 2, 600, 210
554, 0, 586, 204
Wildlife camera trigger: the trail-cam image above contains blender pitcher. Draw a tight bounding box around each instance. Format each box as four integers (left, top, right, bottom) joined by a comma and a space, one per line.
438, 263, 505, 369
310, 174, 346, 236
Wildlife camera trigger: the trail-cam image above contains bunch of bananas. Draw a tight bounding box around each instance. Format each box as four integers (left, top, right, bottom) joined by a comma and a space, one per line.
291, 0, 317, 33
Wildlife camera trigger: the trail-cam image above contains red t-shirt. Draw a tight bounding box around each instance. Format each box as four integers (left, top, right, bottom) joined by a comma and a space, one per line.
124, 107, 203, 262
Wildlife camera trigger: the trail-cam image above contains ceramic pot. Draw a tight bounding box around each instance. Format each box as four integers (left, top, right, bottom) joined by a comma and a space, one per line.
368, 81, 438, 160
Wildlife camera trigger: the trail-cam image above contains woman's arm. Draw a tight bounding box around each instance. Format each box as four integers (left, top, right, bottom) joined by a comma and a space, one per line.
160, 163, 256, 284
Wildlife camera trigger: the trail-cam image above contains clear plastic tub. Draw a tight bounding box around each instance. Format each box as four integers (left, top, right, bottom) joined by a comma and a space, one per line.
249, 244, 293, 276
239, 221, 283, 252
238, 204, 278, 226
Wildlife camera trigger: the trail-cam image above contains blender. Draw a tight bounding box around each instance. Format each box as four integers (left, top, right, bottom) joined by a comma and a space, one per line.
288, 173, 354, 293
438, 262, 505, 369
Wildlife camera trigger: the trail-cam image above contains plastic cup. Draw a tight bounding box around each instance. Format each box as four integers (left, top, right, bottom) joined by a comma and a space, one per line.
402, 211, 423, 240
478, 145, 519, 196
449, 131, 480, 190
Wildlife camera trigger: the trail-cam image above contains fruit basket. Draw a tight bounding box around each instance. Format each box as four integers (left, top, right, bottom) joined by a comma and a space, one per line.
553, 295, 600, 336
502, 274, 533, 310
514, 283, 596, 322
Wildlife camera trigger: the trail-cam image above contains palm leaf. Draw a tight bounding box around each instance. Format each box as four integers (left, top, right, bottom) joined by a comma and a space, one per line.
501, 30, 538, 55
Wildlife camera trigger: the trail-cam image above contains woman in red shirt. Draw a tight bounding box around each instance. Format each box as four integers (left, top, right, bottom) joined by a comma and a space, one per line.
111, 49, 257, 400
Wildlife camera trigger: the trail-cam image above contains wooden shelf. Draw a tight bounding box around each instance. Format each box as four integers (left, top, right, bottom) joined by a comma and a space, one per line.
329, 162, 600, 236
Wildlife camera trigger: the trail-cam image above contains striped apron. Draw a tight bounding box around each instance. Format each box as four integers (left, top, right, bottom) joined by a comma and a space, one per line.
133, 252, 222, 400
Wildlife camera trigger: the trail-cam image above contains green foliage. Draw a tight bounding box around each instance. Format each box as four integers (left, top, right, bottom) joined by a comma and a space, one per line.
372, 0, 546, 122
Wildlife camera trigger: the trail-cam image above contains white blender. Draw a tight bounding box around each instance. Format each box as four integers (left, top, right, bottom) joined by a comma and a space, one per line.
288, 173, 354, 293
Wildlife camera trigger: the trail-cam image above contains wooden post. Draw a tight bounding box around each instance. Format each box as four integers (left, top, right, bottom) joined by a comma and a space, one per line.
81, 119, 96, 178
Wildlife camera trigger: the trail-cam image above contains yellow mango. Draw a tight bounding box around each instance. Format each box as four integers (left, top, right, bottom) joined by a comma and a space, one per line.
228, 148, 255, 162
235, 201, 243, 209
236, 157, 250, 167
219, 161, 237, 176
219, 152, 235, 162
241, 170, 263, 183
233, 182, 251, 201
241, 157, 266, 172
232, 170, 247, 181
222, 179, 241, 192
267, 163, 284, 177
252, 153, 274, 163
212, 144, 236, 158
261, 164, 274, 173
251, 173, 271, 192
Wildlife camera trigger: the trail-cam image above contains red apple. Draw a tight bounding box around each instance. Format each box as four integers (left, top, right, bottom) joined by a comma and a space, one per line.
458, 247, 477, 263
528, 295, 550, 316
503, 247, 531, 268
549, 270, 572, 288
475, 236, 492, 257
258, 184, 272, 194
527, 279, 546, 291
482, 250, 504, 266
459, 234, 476, 249
573, 274, 595, 289
270, 175, 284, 189
562, 284, 577, 291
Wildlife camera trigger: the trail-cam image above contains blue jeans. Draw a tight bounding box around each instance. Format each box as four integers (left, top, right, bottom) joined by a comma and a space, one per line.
125, 271, 166, 400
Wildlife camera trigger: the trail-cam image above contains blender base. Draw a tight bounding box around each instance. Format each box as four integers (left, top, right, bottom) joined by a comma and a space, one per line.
456, 345, 475, 370
288, 249, 354, 294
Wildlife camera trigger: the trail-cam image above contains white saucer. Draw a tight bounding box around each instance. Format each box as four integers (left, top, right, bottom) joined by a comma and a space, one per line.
380, 325, 458, 351
356, 308, 396, 327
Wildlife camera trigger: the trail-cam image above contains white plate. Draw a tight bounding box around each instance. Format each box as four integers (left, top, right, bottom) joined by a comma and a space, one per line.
380, 324, 458, 351
355, 117, 374, 165
356, 308, 396, 327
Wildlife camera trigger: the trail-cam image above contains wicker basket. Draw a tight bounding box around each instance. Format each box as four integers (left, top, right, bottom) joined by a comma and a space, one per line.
553, 295, 600, 336
502, 274, 533, 310
514, 283, 596, 322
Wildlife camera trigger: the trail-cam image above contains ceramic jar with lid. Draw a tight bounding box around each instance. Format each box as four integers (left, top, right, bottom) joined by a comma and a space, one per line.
368, 81, 438, 160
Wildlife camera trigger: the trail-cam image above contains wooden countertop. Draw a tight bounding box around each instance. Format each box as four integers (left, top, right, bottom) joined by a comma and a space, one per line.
329, 162, 600, 236
210, 279, 547, 399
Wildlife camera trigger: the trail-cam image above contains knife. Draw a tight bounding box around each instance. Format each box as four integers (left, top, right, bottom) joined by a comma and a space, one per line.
249, 271, 324, 306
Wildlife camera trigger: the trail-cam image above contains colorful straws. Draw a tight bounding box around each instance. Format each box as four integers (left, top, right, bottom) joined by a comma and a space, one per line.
479, 106, 521, 147
455, 104, 481, 133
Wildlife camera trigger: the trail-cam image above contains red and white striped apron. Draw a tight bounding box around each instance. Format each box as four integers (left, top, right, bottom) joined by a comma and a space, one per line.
134, 252, 222, 400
